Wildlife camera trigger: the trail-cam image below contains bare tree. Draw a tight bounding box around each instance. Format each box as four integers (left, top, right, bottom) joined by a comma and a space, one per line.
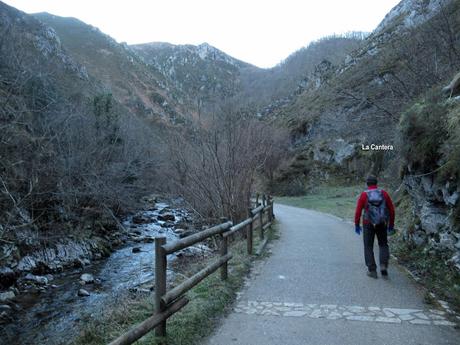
164, 106, 288, 223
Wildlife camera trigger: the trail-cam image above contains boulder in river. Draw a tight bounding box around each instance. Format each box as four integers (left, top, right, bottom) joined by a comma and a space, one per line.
132, 215, 152, 224
24, 273, 48, 285
142, 237, 155, 243
0, 291, 15, 302
0, 304, 12, 312
78, 289, 90, 297
132, 247, 141, 253
158, 213, 175, 222
80, 273, 95, 284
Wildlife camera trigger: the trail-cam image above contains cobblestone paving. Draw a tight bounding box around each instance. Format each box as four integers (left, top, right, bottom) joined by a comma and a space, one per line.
234, 301, 456, 326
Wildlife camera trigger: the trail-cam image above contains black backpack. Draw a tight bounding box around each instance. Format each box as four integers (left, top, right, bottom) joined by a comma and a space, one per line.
364, 189, 388, 226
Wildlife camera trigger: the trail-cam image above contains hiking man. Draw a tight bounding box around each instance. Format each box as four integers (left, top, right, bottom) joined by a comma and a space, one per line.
354, 176, 395, 278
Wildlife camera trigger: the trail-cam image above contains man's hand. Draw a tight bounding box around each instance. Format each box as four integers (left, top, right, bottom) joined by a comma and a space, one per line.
387, 225, 395, 236
355, 225, 362, 235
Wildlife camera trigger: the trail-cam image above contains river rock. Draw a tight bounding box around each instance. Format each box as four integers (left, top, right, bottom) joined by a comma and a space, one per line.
0, 304, 11, 312
132, 247, 141, 253
78, 288, 90, 297
74, 258, 90, 268
0, 291, 15, 302
80, 273, 94, 284
17, 256, 37, 272
132, 215, 151, 224
158, 213, 175, 222
24, 273, 48, 285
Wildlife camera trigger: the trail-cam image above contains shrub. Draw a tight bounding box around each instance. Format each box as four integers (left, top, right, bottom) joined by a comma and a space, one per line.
399, 90, 448, 171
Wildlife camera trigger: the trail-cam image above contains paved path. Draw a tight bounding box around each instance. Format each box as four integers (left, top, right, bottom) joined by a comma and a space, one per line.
206, 204, 459, 345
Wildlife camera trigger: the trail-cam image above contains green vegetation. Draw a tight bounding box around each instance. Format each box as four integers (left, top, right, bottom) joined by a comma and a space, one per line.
392, 239, 460, 312
399, 89, 460, 223
74, 224, 279, 345
275, 184, 363, 220
399, 90, 449, 171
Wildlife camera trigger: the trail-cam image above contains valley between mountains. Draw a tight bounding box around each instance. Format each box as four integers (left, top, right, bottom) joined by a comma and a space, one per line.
1, 0, 460, 344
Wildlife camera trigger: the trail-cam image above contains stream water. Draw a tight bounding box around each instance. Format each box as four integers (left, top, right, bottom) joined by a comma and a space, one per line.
0, 202, 205, 345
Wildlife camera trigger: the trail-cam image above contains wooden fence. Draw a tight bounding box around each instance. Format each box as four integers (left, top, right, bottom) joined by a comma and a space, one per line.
109, 195, 275, 345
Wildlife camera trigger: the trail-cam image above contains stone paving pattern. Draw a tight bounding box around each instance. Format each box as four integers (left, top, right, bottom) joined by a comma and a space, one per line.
234, 301, 456, 326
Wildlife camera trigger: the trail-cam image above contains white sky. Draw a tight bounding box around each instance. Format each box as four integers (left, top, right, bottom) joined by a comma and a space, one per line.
4, 0, 400, 68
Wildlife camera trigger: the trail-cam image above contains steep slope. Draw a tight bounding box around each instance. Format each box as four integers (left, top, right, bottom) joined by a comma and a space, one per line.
0, 1, 167, 271
270, 0, 460, 185
33, 13, 187, 124
239, 34, 365, 107
131, 41, 254, 118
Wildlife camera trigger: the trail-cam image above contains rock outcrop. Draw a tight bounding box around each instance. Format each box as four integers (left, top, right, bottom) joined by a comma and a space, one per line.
403, 167, 460, 271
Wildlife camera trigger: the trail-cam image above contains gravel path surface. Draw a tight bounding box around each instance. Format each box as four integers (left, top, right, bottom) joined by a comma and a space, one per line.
206, 204, 459, 345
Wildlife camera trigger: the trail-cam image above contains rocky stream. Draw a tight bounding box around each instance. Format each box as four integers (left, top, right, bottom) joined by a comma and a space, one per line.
0, 201, 210, 345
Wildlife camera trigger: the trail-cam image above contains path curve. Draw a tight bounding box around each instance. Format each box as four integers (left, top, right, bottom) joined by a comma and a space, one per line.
206, 204, 459, 345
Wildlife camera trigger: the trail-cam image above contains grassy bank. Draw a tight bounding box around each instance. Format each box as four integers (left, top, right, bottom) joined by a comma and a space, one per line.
392, 239, 460, 312
275, 184, 362, 221
74, 224, 279, 345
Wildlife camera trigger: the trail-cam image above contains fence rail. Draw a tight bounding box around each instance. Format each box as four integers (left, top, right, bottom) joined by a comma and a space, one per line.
108, 195, 275, 345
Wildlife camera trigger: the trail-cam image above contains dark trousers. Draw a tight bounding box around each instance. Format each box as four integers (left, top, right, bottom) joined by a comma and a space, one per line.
363, 223, 389, 271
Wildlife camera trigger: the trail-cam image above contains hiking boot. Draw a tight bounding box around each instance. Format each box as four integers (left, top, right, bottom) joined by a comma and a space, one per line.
367, 270, 378, 279
381, 264, 388, 279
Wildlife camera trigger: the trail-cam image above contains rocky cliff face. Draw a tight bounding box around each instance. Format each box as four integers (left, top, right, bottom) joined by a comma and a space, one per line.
404, 174, 459, 261
269, 0, 460, 185
131, 41, 253, 118
400, 83, 460, 271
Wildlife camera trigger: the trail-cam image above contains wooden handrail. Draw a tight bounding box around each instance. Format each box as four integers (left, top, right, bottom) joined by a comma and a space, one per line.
161, 253, 233, 306
251, 204, 264, 215
162, 221, 233, 255
109, 195, 274, 344
108, 297, 189, 345
223, 217, 252, 238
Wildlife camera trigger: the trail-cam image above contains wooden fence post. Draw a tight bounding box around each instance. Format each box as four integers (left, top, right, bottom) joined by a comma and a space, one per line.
220, 233, 228, 280
247, 207, 253, 255
267, 196, 273, 222
155, 236, 167, 338
271, 196, 275, 220
259, 208, 264, 240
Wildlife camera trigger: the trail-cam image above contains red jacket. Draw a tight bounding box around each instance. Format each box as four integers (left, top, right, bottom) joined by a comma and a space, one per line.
354, 185, 395, 227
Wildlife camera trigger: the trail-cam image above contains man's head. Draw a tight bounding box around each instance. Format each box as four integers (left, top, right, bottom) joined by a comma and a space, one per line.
366, 175, 378, 186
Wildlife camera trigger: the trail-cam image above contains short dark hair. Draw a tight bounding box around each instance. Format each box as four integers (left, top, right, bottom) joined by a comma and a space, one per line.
366, 175, 378, 186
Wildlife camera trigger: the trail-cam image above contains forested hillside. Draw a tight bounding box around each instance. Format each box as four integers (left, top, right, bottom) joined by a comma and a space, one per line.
0, 2, 180, 270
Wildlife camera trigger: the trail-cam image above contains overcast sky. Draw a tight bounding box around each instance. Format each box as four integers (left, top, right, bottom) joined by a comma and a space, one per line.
4, 0, 400, 68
